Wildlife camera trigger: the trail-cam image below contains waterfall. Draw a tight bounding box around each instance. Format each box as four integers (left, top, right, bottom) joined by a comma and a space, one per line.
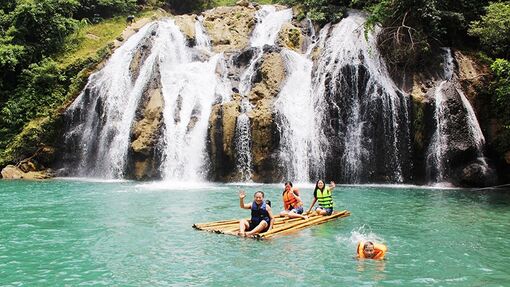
273, 16, 319, 182
426, 48, 487, 183
234, 6, 293, 180
250, 6, 293, 48
157, 21, 221, 181
235, 99, 253, 181
64, 19, 223, 180
311, 12, 411, 183
427, 81, 449, 182
62, 6, 494, 185
458, 89, 485, 149
274, 50, 314, 182
195, 15, 211, 49
64, 22, 159, 178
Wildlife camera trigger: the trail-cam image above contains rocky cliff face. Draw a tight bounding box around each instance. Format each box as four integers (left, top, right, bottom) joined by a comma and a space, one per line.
202, 6, 257, 53
45, 4, 506, 187
408, 50, 498, 186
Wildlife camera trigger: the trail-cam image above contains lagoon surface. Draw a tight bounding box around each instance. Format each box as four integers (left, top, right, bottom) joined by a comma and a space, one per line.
1, 179, 509, 286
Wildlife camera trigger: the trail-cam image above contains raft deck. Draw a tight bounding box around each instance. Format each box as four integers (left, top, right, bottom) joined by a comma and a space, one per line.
193, 210, 351, 240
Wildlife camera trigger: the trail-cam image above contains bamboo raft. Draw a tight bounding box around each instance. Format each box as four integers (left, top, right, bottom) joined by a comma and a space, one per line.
193, 210, 351, 240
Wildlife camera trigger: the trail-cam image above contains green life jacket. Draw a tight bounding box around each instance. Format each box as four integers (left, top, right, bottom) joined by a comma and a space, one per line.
316, 187, 333, 208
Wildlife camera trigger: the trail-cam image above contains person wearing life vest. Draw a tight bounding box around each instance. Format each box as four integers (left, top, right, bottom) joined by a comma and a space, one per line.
238, 190, 274, 237
306, 179, 336, 215
357, 241, 387, 260
280, 181, 308, 220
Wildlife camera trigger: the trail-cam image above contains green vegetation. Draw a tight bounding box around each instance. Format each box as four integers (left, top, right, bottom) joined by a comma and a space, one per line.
469, 2, 510, 59
0, 0, 160, 163
276, 0, 347, 25
214, 0, 273, 6
1, 0, 509, 167
489, 58, 510, 154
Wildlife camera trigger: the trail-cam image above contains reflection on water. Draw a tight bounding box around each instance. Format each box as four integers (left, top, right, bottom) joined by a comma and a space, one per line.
356, 260, 386, 280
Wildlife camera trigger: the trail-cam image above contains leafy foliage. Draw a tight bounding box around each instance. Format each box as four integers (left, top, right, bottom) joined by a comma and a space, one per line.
491, 59, 510, 126
0, 0, 142, 154
489, 58, 510, 154
76, 0, 138, 19
277, 0, 348, 25
0, 59, 66, 148
163, 0, 214, 14
469, 2, 510, 58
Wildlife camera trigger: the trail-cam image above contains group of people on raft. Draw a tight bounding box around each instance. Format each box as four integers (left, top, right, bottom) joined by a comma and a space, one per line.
238, 179, 387, 260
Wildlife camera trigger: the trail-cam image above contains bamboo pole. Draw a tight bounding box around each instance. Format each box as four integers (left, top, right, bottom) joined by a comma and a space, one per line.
256, 214, 330, 239
261, 211, 350, 239
193, 215, 289, 229
193, 215, 308, 231
258, 210, 350, 239
192, 211, 350, 239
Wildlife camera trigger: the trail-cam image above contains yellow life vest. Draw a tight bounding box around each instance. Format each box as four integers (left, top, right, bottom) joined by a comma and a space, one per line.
316, 187, 333, 208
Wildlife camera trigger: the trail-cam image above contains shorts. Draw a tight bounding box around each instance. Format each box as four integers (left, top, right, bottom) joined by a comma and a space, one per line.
249, 219, 270, 232
289, 205, 304, 214
316, 206, 333, 215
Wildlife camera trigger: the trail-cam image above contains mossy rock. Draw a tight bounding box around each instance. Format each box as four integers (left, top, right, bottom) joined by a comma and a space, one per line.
0, 115, 64, 168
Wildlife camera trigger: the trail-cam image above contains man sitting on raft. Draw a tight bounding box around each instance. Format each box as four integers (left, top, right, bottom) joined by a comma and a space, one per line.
357, 241, 387, 260
238, 190, 274, 237
280, 182, 308, 220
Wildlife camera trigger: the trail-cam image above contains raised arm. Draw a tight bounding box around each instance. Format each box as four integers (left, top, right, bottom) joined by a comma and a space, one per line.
291, 188, 303, 202
329, 181, 336, 192
239, 190, 251, 209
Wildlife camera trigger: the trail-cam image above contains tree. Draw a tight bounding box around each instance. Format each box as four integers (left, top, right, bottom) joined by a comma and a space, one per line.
76, 0, 137, 19
469, 2, 510, 58
277, 0, 349, 24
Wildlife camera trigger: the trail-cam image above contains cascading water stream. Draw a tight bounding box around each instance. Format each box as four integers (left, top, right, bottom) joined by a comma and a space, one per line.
311, 12, 411, 183
157, 21, 222, 181
64, 22, 159, 178
235, 99, 253, 180
427, 81, 449, 182
427, 48, 454, 182
194, 15, 211, 50
427, 48, 487, 183
64, 19, 224, 181
273, 18, 319, 182
234, 6, 293, 181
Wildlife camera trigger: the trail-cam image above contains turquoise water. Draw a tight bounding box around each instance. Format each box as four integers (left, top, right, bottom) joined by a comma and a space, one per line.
1, 179, 509, 286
